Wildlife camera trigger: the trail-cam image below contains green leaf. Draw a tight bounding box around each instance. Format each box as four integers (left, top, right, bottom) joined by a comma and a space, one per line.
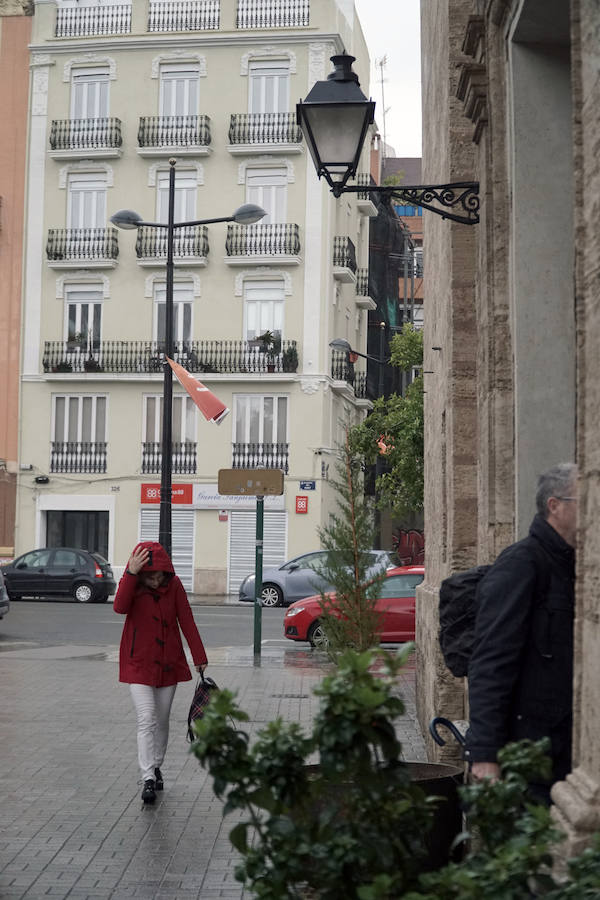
229, 822, 249, 853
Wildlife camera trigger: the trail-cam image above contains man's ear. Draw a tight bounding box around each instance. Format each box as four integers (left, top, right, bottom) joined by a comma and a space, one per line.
547, 496, 559, 516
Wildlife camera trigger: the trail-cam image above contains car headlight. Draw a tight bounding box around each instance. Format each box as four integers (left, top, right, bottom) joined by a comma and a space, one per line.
285, 606, 305, 618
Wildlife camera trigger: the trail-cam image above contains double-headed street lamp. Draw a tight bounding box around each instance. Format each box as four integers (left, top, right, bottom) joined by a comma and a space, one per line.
111, 158, 266, 557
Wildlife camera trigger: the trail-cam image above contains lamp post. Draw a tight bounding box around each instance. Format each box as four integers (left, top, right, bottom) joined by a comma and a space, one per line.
111, 158, 266, 557
297, 54, 480, 225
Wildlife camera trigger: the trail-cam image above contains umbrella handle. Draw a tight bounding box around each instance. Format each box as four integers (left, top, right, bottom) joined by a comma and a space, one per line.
429, 716, 466, 747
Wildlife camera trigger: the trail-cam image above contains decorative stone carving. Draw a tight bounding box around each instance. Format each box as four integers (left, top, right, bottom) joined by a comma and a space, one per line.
240, 47, 296, 75
234, 268, 291, 297
151, 52, 207, 78
551, 767, 600, 870
148, 160, 203, 187
144, 271, 201, 299
59, 161, 114, 188
31, 56, 53, 116
237, 156, 294, 185
63, 55, 117, 82
300, 378, 321, 395
0, 0, 34, 16
56, 272, 110, 300
457, 16, 488, 144
308, 42, 334, 87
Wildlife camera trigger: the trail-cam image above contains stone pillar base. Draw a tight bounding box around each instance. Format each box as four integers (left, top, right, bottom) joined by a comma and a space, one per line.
551, 766, 600, 873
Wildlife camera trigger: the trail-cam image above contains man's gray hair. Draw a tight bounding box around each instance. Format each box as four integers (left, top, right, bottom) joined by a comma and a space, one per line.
536, 463, 577, 518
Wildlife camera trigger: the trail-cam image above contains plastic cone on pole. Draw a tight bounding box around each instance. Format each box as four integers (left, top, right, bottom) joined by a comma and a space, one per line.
166, 357, 230, 425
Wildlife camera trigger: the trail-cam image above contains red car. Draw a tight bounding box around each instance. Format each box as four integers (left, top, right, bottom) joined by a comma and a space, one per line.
283, 565, 425, 648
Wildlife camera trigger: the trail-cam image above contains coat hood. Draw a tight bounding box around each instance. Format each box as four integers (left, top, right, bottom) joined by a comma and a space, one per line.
132, 541, 174, 574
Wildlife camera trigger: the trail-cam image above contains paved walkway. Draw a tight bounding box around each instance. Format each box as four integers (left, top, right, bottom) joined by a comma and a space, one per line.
0, 643, 426, 900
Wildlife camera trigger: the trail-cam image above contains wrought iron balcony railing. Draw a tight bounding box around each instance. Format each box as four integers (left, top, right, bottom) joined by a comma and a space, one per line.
46, 228, 119, 263
43, 339, 300, 375
232, 442, 289, 473
228, 113, 302, 145
148, 0, 220, 31
141, 442, 197, 475
50, 441, 107, 474
331, 350, 368, 398
49, 118, 123, 152
135, 225, 209, 261
356, 173, 374, 200
138, 115, 211, 149
236, 0, 309, 28
55, 4, 131, 37
333, 236, 357, 273
226, 223, 300, 257
356, 268, 370, 296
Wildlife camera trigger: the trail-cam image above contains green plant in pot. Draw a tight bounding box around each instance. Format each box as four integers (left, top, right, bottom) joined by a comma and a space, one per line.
282, 343, 299, 372
258, 330, 282, 371
192, 648, 436, 899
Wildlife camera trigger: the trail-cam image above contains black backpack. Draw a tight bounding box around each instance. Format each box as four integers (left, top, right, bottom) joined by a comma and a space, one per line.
438, 565, 492, 677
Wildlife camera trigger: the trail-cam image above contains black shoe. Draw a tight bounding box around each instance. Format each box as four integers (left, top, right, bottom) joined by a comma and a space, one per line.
154, 768, 164, 791
141, 779, 156, 804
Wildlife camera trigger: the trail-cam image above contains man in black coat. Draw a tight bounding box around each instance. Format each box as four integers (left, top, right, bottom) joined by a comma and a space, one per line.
464, 463, 577, 804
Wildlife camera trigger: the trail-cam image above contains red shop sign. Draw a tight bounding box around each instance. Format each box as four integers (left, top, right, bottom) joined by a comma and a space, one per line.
295, 495, 309, 514
141, 483, 193, 505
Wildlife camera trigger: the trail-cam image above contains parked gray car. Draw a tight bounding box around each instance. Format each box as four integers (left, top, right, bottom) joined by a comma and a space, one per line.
238, 549, 394, 607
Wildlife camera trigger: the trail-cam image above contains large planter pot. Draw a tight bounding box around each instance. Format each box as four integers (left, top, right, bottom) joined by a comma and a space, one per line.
404, 760, 464, 871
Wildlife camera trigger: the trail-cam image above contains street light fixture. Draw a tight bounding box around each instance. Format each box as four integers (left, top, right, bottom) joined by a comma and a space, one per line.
297, 54, 480, 225
111, 158, 266, 557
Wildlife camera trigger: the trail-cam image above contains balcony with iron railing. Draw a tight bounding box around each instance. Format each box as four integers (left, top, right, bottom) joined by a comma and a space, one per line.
135, 225, 209, 266
355, 173, 378, 216
228, 113, 302, 153
355, 267, 376, 310
49, 119, 123, 158
332, 236, 357, 282
142, 441, 197, 475
225, 223, 301, 264
236, 0, 309, 28
50, 441, 107, 474
137, 115, 211, 155
42, 339, 300, 376
46, 228, 119, 268
148, 0, 220, 31
330, 350, 368, 400
55, 3, 132, 37
232, 442, 289, 473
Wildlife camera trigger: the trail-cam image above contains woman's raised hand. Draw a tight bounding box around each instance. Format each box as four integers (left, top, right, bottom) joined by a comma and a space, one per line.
128, 546, 149, 575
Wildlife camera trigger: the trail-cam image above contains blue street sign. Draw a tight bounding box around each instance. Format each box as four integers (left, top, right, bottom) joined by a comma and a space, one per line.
299, 480, 316, 491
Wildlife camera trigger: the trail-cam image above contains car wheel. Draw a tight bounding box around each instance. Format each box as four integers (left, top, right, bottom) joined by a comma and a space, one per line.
260, 584, 283, 607
73, 582, 93, 603
308, 621, 329, 650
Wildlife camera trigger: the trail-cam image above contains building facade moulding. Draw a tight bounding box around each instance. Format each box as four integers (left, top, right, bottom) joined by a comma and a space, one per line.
1, 0, 34, 15
148, 160, 204, 186
240, 47, 296, 75
151, 52, 207, 78
63, 54, 117, 82
59, 161, 114, 188
56, 271, 110, 299
234, 268, 292, 296
308, 42, 336, 85
144, 271, 201, 299
457, 16, 488, 145
300, 377, 321, 395
237, 156, 294, 184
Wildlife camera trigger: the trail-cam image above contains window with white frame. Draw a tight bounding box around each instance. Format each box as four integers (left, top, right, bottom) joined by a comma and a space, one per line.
71, 67, 109, 120
157, 169, 197, 222
234, 394, 288, 445
243, 280, 284, 342
153, 281, 193, 345
159, 64, 199, 117
246, 166, 286, 224
53, 395, 107, 444
248, 60, 290, 114
144, 395, 196, 444
65, 286, 103, 349
68, 173, 107, 229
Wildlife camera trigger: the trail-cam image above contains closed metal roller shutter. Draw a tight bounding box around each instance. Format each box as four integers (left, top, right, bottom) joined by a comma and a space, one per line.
139, 508, 195, 592
228, 510, 287, 594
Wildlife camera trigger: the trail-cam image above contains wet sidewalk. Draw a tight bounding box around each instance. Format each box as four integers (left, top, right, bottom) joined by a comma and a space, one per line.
0, 644, 427, 899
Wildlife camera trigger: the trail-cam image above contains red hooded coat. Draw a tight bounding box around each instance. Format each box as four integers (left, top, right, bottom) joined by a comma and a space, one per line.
114, 541, 207, 686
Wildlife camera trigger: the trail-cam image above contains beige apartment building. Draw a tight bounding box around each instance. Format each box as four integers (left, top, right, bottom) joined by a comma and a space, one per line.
17, 0, 376, 593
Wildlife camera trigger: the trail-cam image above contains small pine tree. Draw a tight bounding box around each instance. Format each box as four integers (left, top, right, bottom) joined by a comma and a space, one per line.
314, 430, 387, 658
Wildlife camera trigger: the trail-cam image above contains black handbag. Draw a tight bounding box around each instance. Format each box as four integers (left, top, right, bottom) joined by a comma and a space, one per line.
187, 671, 219, 742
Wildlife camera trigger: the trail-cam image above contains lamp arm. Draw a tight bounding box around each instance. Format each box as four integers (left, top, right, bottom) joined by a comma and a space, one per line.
333, 181, 480, 225
129, 215, 235, 229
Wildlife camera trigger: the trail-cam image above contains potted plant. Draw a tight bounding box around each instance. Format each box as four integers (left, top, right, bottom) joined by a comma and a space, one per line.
67, 331, 87, 352
83, 357, 103, 373
282, 343, 299, 373
53, 361, 73, 373
258, 330, 282, 372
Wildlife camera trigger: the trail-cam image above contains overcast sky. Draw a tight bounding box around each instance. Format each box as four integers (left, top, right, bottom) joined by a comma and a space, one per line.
353, 0, 422, 159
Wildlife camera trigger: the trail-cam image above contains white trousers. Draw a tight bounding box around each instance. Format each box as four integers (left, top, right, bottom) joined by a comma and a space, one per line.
129, 683, 177, 782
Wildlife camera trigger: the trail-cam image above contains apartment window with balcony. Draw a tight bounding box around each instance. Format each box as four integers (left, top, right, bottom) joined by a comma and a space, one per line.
246, 167, 286, 223
51, 394, 107, 473
243, 280, 284, 341
65, 287, 102, 349
154, 281, 193, 346
249, 61, 289, 114
68, 173, 107, 228
71, 67, 109, 119
233, 394, 288, 471
143, 394, 197, 474
157, 170, 197, 222
160, 64, 199, 117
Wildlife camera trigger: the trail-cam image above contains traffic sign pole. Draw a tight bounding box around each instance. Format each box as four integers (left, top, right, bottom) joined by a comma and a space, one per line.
254, 495, 264, 663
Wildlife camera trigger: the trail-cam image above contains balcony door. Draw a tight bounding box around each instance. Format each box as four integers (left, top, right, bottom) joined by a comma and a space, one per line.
53, 395, 107, 446
159, 64, 199, 117
65, 288, 102, 350
248, 61, 289, 114
68, 174, 106, 229
234, 394, 288, 446
243, 280, 284, 342
157, 170, 197, 223
71, 68, 109, 120
153, 282, 193, 347
144, 395, 196, 445
245, 167, 286, 224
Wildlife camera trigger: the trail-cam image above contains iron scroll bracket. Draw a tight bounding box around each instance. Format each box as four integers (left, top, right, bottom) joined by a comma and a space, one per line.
334, 181, 480, 226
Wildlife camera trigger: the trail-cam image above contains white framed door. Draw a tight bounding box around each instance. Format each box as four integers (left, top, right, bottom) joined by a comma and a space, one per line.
248, 61, 289, 114
68, 174, 107, 229
245, 167, 286, 224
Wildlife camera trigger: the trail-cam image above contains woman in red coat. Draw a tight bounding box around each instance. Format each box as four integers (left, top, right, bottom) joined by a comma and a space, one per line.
114, 541, 208, 804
